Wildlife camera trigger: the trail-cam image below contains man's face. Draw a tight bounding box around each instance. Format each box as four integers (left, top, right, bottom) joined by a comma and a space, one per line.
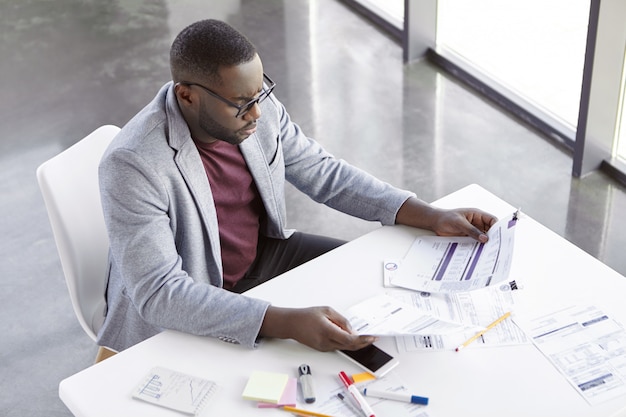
194, 55, 264, 145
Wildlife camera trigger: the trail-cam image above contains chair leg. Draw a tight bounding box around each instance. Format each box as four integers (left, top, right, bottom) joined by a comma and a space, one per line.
94, 346, 117, 363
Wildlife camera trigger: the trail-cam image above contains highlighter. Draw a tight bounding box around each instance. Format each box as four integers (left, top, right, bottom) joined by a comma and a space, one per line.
298, 364, 316, 403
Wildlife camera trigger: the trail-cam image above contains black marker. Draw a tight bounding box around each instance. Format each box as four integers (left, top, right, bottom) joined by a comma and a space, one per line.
298, 364, 316, 403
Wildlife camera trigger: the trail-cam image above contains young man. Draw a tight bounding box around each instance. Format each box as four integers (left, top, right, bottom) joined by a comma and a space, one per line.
97, 19, 497, 353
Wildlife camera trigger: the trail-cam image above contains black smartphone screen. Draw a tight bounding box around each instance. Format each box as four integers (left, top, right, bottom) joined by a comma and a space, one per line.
340, 344, 393, 372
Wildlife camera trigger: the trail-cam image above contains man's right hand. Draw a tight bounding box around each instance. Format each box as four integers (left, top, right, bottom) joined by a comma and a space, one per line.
259, 305, 377, 352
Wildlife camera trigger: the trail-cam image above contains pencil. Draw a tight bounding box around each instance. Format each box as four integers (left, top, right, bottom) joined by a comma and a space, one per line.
455, 311, 511, 352
281, 405, 333, 417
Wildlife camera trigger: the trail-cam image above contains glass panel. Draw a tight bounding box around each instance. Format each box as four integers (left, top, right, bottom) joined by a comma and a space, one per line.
352, 0, 404, 29
616, 52, 626, 163
437, 0, 590, 129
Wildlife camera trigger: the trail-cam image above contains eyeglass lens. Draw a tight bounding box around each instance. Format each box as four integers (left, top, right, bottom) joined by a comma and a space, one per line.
237, 83, 274, 117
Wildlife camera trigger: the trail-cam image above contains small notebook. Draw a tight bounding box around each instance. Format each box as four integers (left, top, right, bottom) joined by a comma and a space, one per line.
132, 366, 219, 415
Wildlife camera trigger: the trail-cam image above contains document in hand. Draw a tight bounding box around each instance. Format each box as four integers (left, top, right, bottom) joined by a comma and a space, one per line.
391, 212, 518, 293
344, 294, 481, 336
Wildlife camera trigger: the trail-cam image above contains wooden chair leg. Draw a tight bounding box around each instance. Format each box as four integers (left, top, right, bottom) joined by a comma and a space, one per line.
94, 346, 117, 363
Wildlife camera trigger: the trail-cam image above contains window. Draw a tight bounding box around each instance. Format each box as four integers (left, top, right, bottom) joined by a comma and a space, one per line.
437, 0, 590, 141
615, 52, 626, 163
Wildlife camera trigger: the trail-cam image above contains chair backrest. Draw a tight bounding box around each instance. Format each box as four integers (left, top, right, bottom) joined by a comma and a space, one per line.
36, 125, 120, 341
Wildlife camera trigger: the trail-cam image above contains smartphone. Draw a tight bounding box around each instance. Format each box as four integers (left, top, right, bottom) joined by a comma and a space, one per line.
338, 344, 399, 378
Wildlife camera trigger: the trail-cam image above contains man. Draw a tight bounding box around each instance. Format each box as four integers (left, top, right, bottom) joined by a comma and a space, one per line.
97, 19, 497, 353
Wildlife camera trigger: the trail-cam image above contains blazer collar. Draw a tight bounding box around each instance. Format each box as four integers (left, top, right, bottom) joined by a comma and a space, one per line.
164, 82, 193, 151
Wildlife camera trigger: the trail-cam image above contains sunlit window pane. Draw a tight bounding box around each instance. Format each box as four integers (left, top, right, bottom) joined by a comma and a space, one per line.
437, 0, 590, 129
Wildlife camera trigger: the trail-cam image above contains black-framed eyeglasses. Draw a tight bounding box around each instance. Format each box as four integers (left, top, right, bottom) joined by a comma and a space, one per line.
178, 73, 276, 118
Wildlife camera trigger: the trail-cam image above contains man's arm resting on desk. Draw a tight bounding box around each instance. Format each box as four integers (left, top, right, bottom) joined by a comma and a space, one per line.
259, 306, 376, 351
395, 197, 497, 243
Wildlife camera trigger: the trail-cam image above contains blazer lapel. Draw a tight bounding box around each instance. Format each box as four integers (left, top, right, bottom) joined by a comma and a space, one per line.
165, 84, 222, 274
239, 134, 277, 219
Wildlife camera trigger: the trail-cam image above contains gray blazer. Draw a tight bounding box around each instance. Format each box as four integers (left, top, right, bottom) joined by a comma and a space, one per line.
97, 82, 414, 351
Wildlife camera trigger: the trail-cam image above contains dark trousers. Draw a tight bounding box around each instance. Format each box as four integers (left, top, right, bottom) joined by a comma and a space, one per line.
230, 232, 346, 294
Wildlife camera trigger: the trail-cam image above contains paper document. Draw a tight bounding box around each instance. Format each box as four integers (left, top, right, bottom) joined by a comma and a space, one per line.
388, 283, 528, 351
344, 294, 480, 336
515, 305, 626, 405
390, 212, 517, 293
132, 367, 219, 415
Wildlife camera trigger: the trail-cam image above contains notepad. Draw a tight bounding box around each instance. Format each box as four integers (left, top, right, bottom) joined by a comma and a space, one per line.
241, 371, 289, 404
132, 367, 219, 415
257, 377, 297, 408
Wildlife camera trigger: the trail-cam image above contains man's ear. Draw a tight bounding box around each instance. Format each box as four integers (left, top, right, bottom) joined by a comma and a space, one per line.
174, 83, 194, 107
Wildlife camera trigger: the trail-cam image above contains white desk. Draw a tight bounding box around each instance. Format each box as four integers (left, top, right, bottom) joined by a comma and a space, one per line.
59, 184, 626, 417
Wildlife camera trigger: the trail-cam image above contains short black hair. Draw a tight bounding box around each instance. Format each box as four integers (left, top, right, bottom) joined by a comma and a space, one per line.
170, 19, 257, 84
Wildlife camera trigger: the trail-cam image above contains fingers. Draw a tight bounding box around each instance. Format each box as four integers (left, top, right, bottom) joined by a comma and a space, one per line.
470, 210, 499, 242
325, 332, 377, 352
442, 208, 498, 242
326, 325, 377, 351
295, 307, 377, 352
467, 224, 489, 243
260, 306, 376, 352
324, 307, 353, 333
475, 210, 498, 230
319, 307, 377, 351
462, 209, 495, 230
343, 334, 379, 351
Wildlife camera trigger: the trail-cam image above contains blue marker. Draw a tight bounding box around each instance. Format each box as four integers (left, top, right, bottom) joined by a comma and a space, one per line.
362, 388, 429, 405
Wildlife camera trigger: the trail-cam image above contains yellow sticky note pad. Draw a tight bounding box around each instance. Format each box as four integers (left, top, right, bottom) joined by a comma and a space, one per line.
242, 371, 289, 404
352, 372, 376, 383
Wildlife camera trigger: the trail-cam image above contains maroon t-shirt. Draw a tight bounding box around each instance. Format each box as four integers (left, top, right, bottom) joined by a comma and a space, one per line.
194, 139, 265, 289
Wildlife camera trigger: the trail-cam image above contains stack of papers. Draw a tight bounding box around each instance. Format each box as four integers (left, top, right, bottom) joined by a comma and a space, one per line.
342, 211, 528, 352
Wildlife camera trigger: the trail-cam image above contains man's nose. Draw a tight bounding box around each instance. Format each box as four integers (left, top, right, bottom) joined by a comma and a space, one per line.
244, 101, 262, 121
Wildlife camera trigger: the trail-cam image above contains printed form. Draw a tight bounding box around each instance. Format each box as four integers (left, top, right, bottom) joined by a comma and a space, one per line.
515, 305, 626, 405
386, 284, 528, 351
344, 293, 480, 336
390, 212, 518, 293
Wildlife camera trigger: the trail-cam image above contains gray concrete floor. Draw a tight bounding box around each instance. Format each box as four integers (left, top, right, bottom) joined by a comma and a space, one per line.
1, 1, 625, 416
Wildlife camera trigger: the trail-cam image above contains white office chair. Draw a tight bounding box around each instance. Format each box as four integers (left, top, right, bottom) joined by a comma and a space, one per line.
37, 125, 120, 362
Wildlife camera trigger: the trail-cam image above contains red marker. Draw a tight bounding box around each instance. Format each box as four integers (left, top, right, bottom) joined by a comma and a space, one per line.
338, 371, 376, 417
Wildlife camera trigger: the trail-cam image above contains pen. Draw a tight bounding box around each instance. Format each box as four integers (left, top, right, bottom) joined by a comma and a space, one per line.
362, 388, 429, 405
338, 371, 376, 417
298, 364, 316, 403
281, 405, 332, 417
337, 392, 361, 415
455, 311, 512, 352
